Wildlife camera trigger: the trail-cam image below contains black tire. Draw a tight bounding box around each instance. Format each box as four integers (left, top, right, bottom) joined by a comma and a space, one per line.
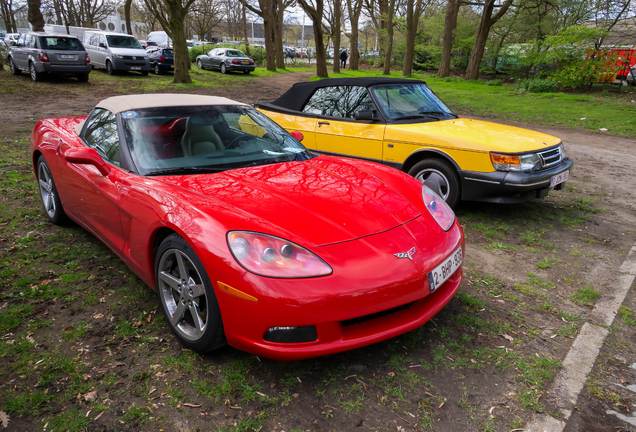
220, 63, 227, 74
197, 59, 204, 70
9, 57, 20, 75
408, 158, 461, 209
76, 72, 89, 82
243, 70, 250, 74
154, 64, 162, 75
29, 62, 43, 82
141, 71, 149, 76
155, 233, 226, 353
36, 155, 68, 225
106, 60, 115, 75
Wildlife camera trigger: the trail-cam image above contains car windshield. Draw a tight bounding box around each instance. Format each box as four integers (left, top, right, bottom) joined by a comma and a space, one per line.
121, 105, 315, 176
371, 84, 455, 120
41, 37, 83, 51
106, 35, 142, 49
226, 50, 246, 57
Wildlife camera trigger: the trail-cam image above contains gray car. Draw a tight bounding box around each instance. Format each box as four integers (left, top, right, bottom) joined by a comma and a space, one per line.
196, 48, 255, 74
8, 32, 91, 82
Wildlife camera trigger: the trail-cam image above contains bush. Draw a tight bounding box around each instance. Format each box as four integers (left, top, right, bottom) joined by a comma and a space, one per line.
414, 45, 442, 71
485, 79, 504, 86
515, 78, 558, 93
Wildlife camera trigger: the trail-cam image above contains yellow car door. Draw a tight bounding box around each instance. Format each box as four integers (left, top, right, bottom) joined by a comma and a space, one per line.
308, 86, 385, 161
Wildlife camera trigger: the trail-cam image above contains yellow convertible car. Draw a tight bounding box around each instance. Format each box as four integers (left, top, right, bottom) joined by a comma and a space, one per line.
256, 78, 573, 208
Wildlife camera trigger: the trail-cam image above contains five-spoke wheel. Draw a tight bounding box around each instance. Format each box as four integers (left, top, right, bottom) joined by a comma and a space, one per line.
37, 155, 67, 224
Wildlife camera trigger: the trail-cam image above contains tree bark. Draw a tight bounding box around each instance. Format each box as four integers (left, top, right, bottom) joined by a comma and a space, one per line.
242, 0, 250, 55
297, 0, 328, 77
464, 0, 514, 80
332, 0, 341, 73
438, 0, 461, 77
403, 0, 423, 76
274, 0, 285, 69
27, 0, 45, 31
246, 0, 276, 71
382, 0, 395, 75
342, 0, 363, 70
124, 0, 133, 34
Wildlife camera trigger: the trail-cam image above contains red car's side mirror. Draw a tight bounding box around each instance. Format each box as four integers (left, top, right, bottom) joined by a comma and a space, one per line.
63, 147, 111, 176
290, 131, 304, 142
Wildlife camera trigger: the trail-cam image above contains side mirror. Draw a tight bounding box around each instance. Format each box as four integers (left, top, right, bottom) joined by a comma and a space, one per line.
99, 43, 106, 48
290, 131, 304, 142
354, 110, 374, 121
64, 147, 110, 176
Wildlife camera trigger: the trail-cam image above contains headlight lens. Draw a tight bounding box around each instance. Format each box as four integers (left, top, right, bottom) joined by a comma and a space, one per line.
227, 231, 332, 278
491, 152, 541, 172
111, 54, 121, 59
422, 186, 455, 231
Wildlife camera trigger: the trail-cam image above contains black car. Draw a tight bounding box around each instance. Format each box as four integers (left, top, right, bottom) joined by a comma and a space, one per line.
147, 47, 174, 74
196, 48, 255, 74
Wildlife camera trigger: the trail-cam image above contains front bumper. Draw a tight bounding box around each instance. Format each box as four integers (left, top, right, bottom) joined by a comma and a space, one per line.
212, 216, 464, 361
460, 158, 574, 204
111, 57, 150, 72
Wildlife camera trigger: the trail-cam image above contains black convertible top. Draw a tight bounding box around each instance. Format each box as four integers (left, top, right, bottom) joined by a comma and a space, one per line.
263, 77, 427, 112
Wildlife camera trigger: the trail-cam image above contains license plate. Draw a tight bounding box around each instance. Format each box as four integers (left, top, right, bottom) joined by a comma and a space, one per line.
241, 61, 249, 64
131, 66, 141, 70
550, 170, 569, 187
170, 65, 174, 68
60, 55, 75, 59
427, 246, 463, 293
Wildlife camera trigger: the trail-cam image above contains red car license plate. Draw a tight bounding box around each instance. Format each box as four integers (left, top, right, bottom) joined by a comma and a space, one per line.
427, 246, 462, 293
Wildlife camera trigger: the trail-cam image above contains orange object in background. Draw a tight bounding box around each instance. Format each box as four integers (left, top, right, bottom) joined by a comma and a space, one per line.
592, 48, 636, 82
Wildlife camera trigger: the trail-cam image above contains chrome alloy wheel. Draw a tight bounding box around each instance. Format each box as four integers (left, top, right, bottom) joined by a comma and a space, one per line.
157, 249, 208, 342
413, 168, 450, 201
38, 162, 57, 218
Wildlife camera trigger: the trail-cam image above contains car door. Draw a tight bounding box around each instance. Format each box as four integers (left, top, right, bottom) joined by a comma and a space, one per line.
202, 49, 214, 67
313, 86, 386, 161
211, 49, 223, 69
56, 108, 127, 252
12, 34, 28, 69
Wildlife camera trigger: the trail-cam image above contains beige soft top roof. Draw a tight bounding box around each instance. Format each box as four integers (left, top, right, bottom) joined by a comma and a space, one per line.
96, 93, 247, 114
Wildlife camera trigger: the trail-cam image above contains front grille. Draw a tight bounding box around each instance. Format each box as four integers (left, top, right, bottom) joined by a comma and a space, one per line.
538, 145, 563, 169
122, 55, 144, 60
341, 302, 415, 327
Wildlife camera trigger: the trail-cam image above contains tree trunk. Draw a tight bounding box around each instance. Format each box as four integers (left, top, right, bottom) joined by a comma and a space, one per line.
242, 0, 250, 56
274, 0, 285, 69
464, 0, 514, 80
382, 0, 395, 75
297, 0, 328, 77
27, 0, 45, 31
332, 0, 341, 73
170, 9, 192, 82
438, 0, 461, 77
255, 0, 276, 71
344, 0, 363, 70
124, 0, 133, 34
403, 0, 423, 76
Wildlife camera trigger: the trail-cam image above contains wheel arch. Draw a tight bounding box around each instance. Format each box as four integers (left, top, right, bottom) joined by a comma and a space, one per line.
32, 150, 43, 174
401, 148, 461, 175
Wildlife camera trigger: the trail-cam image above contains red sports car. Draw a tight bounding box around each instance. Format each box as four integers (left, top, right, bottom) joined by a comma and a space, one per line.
31, 94, 464, 361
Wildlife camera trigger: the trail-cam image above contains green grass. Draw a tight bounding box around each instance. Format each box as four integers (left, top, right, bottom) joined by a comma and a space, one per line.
569, 286, 601, 306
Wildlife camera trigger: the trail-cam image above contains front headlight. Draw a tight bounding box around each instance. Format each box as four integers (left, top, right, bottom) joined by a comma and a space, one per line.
111, 54, 122, 59
422, 186, 455, 231
227, 231, 332, 278
490, 152, 541, 172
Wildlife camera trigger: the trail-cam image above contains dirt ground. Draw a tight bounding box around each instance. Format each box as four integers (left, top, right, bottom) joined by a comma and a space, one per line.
1, 69, 636, 432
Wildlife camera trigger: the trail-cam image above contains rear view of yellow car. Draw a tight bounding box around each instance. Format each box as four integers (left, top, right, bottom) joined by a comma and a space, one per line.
256, 77, 573, 208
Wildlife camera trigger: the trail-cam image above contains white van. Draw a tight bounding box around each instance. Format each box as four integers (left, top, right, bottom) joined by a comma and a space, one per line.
147, 31, 172, 48
83, 30, 150, 75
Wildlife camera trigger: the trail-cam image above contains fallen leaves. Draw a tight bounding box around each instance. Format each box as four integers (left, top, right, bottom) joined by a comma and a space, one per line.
0, 411, 9, 429
83, 391, 97, 402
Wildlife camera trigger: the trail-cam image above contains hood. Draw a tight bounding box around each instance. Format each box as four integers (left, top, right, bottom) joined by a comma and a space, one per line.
108, 47, 147, 57
385, 118, 561, 153
157, 156, 422, 246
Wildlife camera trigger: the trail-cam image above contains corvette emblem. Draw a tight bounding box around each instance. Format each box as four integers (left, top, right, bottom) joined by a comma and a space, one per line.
394, 247, 416, 261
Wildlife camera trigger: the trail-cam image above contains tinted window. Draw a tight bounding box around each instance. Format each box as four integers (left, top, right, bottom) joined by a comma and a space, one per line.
106, 35, 141, 49
83, 109, 120, 166
25, 34, 36, 48
40, 37, 83, 51
302, 86, 373, 118
226, 50, 246, 57
162, 49, 173, 56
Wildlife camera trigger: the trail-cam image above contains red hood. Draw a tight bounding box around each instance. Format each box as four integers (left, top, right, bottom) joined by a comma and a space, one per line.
157, 156, 422, 246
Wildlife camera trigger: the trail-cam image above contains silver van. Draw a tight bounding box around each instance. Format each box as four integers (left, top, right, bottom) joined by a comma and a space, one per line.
83, 30, 150, 75
7, 32, 91, 82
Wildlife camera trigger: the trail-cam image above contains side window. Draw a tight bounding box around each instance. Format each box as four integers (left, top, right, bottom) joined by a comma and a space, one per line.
17, 34, 25, 47
322, 86, 374, 118
99, 35, 107, 47
25, 34, 35, 48
302, 88, 328, 115
83, 108, 120, 166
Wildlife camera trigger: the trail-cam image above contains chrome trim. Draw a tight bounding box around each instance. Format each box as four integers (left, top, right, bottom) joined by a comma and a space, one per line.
464, 177, 500, 185
394, 247, 416, 261
504, 180, 551, 187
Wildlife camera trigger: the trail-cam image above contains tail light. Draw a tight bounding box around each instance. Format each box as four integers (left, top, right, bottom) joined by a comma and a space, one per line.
232, 60, 239, 64
85, 54, 90, 63
249, 60, 254, 65
39, 52, 49, 62
159, 56, 165, 62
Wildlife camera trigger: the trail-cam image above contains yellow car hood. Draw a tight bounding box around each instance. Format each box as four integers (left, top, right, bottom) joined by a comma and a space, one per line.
385, 118, 561, 153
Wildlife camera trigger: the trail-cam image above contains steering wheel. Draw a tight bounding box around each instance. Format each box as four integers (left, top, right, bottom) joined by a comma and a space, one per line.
227, 135, 251, 149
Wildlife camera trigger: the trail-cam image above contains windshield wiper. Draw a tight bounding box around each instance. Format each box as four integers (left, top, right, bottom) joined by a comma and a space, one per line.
393, 114, 441, 121
146, 166, 226, 176
419, 110, 458, 118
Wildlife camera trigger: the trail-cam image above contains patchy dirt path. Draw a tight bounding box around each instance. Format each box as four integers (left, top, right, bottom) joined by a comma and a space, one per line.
1, 70, 636, 432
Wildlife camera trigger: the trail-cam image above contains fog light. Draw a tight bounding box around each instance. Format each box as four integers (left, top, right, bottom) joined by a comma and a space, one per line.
264, 326, 318, 343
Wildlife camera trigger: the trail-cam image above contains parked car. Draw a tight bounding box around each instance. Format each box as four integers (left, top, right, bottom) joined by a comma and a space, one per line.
83, 30, 150, 75
7, 32, 91, 82
196, 48, 255, 74
257, 77, 573, 208
147, 47, 173, 74
147, 31, 171, 48
284, 46, 298, 58
4, 33, 20, 46
30, 93, 464, 360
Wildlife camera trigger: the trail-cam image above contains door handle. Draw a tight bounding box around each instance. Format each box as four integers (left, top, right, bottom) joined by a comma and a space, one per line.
387, 144, 394, 148
318, 121, 330, 127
